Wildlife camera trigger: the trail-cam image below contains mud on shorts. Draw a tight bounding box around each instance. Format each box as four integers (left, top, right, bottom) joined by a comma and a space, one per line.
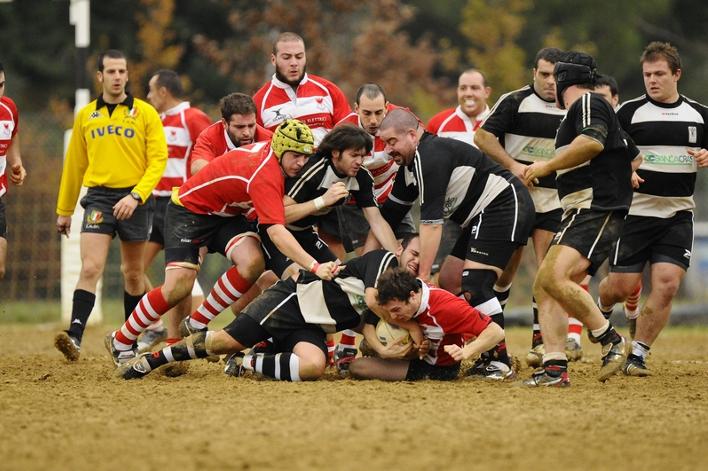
551, 208, 627, 276
0, 197, 7, 239
259, 224, 337, 278
80, 186, 153, 241
405, 359, 461, 381
609, 210, 693, 272
148, 195, 171, 246
163, 202, 259, 267
224, 278, 328, 356
449, 183, 535, 270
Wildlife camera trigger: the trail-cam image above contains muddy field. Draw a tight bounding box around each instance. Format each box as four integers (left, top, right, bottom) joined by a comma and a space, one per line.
1, 323, 707, 471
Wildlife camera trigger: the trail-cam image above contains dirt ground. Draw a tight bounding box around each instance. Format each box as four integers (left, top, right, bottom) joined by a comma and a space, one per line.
1, 323, 707, 471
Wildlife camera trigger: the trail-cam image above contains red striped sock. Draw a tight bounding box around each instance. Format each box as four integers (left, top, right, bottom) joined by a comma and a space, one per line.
625, 283, 642, 313
339, 330, 357, 346
326, 339, 335, 366
190, 266, 253, 329
567, 282, 588, 338
114, 288, 170, 350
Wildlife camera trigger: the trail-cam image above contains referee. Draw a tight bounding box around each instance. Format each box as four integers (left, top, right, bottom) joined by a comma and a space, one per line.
54, 49, 167, 361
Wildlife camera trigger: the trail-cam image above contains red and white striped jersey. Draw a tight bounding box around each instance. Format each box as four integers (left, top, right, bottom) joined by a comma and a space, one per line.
154, 102, 211, 196
426, 105, 489, 147
0, 96, 19, 197
188, 121, 273, 175
340, 112, 399, 204
253, 73, 351, 145
414, 283, 492, 366
176, 141, 285, 225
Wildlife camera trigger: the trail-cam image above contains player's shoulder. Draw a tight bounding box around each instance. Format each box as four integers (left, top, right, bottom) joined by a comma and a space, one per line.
184, 105, 211, 120
0, 95, 17, 110
427, 108, 455, 127
682, 95, 708, 117
306, 73, 344, 93
496, 85, 533, 106
133, 97, 161, 119
616, 95, 647, 116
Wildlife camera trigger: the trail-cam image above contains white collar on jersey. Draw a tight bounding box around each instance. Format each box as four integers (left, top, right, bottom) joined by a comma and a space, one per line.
318, 165, 360, 191
454, 104, 490, 125
413, 281, 431, 318
161, 101, 190, 118
271, 73, 310, 90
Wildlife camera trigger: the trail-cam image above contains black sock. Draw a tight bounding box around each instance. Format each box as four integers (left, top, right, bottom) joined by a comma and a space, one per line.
543, 359, 568, 377
124, 291, 145, 322
146, 332, 209, 370
67, 289, 96, 342
488, 313, 510, 365
251, 352, 300, 381
493, 286, 511, 312
531, 296, 542, 346
596, 324, 621, 346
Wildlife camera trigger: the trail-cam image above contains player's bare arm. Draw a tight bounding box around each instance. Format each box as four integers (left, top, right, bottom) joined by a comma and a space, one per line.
444, 321, 504, 362
6, 136, 25, 185
524, 134, 603, 186
474, 128, 528, 182
417, 223, 443, 282
282, 182, 348, 224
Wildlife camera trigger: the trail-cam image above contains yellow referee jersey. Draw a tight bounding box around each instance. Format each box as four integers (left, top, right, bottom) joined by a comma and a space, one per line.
56, 94, 167, 216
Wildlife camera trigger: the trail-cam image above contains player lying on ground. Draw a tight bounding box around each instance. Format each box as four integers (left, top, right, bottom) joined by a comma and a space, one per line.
116, 235, 423, 381
349, 267, 504, 381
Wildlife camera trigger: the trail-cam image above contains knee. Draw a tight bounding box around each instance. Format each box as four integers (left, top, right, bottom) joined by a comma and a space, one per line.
653, 277, 681, 301
80, 258, 105, 281
233, 251, 264, 281
120, 263, 144, 285
298, 355, 326, 380
163, 270, 196, 301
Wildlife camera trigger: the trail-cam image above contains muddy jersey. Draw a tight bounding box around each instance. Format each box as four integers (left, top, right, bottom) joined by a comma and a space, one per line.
617, 94, 708, 218
154, 102, 211, 196
188, 121, 273, 175
426, 105, 489, 148
175, 141, 285, 225
555, 92, 634, 212
285, 152, 377, 230
382, 133, 515, 229
482, 85, 566, 213
0, 96, 19, 197
253, 73, 351, 145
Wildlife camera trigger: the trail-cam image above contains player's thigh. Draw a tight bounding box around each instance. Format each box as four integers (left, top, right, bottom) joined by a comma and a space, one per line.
537, 244, 589, 285
79, 232, 112, 274
531, 227, 556, 264
649, 262, 685, 299
120, 240, 147, 271
349, 357, 410, 381
205, 329, 248, 355
143, 241, 163, 268
0, 236, 7, 277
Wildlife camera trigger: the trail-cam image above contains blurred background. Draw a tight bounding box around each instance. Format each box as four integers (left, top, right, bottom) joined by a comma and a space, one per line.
1, 0, 707, 321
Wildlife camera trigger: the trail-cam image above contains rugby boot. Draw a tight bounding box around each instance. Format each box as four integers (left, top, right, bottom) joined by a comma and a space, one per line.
223, 352, 246, 377
522, 367, 570, 387
525, 343, 545, 368
334, 345, 358, 375
179, 316, 206, 338
54, 331, 81, 362
104, 331, 137, 366
565, 338, 583, 362
136, 327, 167, 353
116, 353, 152, 380
466, 359, 515, 381
598, 334, 628, 382
622, 354, 653, 377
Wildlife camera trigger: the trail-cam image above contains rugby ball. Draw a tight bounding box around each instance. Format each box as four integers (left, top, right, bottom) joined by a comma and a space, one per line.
376, 320, 412, 346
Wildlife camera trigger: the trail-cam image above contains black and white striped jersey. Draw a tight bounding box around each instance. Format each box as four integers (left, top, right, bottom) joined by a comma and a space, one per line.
617, 94, 708, 218
555, 92, 634, 212
382, 132, 514, 229
285, 152, 377, 230
482, 85, 566, 212
294, 249, 397, 333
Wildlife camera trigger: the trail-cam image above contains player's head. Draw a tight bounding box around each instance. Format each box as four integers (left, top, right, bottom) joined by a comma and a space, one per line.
272, 32, 307, 87
375, 267, 422, 322
396, 233, 420, 275
553, 51, 598, 109
532, 47, 565, 101
271, 119, 314, 177
355, 83, 389, 136
378, 108, 421, 166
640, 41, 681, 103
0, 61, 5, 98
457, 68, 491, 118
594, 74, 619, 108
318, 125, 372, 177
220, 93, 258, 146
147, 69, 183, 112
97, 49, 128, 99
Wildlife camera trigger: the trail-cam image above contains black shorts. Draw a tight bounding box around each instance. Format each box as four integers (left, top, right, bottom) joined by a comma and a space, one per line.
533, 208, 562, 234
80, 187, 153, 241
0, 197, 7, 239
148, 195, 170, 245
552, 208, 626, 276
225, 279, 328, 356
259, 225, 336, 278
610, 211, 693, 272
317, 205, 369, 252
163, 202, 259, 266
405, 359, 461, 381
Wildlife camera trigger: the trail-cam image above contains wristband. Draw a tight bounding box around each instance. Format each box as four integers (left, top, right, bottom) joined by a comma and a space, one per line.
309, 260, 320, 273
314, 196, 325, 210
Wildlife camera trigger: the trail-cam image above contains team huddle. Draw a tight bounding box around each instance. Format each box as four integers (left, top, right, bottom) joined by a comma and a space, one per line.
41, 32, 707, 387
